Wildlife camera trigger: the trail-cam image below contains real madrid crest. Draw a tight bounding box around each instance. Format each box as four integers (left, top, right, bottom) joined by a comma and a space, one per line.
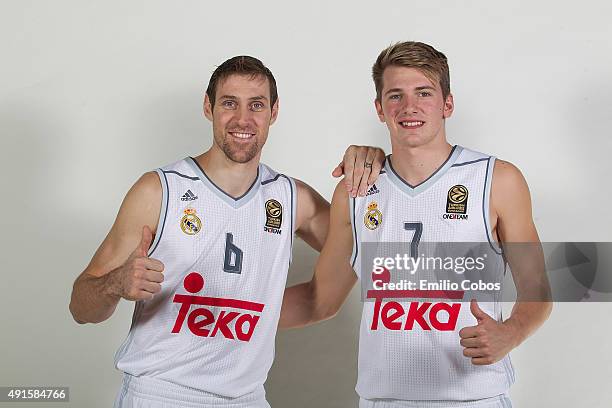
180, 207, 202, 235
364, 201, 382, 230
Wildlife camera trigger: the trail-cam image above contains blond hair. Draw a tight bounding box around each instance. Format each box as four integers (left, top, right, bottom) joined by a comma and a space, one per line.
372, 41, 450, 100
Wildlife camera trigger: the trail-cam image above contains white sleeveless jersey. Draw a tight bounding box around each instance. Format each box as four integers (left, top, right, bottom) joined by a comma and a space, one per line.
114, 157, 296, 399
351, 146, 515, 401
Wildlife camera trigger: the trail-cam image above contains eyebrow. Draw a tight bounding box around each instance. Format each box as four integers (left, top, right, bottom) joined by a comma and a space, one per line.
218, 95, 269, 102
384, 85, 436, 95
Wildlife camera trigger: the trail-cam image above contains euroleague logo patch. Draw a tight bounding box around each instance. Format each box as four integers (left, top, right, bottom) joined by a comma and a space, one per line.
364, 201, 383, 230
180, 207, 202, 235
443, 185, 468, 220
264, 199, 282, 234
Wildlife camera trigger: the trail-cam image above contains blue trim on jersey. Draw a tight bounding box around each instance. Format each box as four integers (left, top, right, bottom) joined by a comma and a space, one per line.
148, 169, 169, 256
451, 157, 489, 167
186, 157, 261, 209
385, 145, 463, 197
350, 197, 358, 268
162, 170, 200, 181
261, 174, 282, 185
162, 170, 199, 181
483, 157, 503, 255
280, 175, 295, 265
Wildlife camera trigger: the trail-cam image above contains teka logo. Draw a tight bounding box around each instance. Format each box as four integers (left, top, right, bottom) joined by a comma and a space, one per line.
370, 300, 461, 331
171, 272, 265, 342
368, 268, 463, 331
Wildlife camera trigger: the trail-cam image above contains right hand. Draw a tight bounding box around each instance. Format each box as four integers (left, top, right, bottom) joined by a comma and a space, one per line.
113, 226, 165, 301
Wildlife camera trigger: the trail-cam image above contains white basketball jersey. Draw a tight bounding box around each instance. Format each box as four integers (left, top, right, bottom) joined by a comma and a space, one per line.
114, 157, 296, 399
351, 146, 515, 401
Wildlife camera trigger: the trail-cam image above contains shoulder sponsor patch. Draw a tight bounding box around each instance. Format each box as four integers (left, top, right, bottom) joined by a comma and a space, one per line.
443, 185, 469, 220
264, 199, 282, 234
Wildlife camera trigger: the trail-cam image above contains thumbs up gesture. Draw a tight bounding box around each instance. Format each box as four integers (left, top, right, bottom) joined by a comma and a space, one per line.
458, 300, 519, 365
114, 226, 165, 301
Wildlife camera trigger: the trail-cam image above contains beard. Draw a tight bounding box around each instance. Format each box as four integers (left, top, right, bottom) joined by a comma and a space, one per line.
218, 135, 260, 164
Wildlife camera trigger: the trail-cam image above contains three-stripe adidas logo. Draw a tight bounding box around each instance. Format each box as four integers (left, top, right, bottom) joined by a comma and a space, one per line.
366, 184, 380, 196
181, 190, 198, 201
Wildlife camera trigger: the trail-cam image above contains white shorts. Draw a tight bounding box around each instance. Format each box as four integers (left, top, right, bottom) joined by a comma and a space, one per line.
359, 394, 512, 408
113, 374, 270, 408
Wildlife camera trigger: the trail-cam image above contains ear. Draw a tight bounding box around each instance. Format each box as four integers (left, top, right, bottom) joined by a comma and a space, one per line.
269, 99, 279, 125
203, 94, 213, 122
375, 98, 385, 122
443, 93, 454, 119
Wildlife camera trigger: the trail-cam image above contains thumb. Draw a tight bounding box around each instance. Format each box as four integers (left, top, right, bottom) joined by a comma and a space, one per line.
134, 225, 153, 258
470, 299, 490, 323
331, 161, 344, 178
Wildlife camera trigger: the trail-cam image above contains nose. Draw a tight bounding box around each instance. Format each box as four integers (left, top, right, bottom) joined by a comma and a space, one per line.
235, 105, 253, 127
401, 95, 419, 114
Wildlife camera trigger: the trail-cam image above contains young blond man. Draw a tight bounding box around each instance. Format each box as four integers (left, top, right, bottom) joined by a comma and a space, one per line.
281, 42, 551, 408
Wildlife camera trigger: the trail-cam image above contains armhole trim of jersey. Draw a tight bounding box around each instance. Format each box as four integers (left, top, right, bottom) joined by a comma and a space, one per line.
484, 157, 503, 255
280, 175, 296, 265
148, 169, 169, 257
350, 197, 358, 267
163, 170, 199, 181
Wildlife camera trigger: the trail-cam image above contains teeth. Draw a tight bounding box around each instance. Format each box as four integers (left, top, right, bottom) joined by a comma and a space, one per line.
401, 121, 423, 127
231, 132, 254, 139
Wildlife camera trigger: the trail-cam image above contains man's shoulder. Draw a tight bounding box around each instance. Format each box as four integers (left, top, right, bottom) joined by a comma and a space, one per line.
156, 157, 200, 180
492, 159, 526, 185
453, 145, 494, 165
259, 162, 294, 186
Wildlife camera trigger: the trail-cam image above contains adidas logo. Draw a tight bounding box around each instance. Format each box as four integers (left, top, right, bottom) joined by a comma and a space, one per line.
366, 184, 380, 196
181, 190, 198, 201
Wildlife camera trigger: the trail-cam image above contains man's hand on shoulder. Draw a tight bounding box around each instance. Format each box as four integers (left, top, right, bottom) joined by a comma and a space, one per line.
332, 145, 386, 198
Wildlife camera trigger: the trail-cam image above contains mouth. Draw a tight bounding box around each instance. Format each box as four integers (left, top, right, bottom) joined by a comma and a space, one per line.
398, 120, 425, 129
228, 131, 256, 140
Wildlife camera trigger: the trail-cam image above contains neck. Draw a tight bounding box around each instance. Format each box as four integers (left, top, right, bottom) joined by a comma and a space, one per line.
389, 137, 453, 186
193, 146, 260, 198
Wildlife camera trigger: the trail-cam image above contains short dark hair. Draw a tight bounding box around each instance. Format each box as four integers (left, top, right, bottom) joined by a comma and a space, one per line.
372, 41, 450, 101
206, 56, 278, 109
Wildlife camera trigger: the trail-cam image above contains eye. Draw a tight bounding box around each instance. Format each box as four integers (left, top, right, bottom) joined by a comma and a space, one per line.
251, 101, 265, 111
418, 91, 432, 97
221, 100, 237, 108
389, 94, 401, 101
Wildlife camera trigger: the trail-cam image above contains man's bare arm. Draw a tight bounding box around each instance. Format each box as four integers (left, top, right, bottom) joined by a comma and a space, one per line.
69, 172, 165, 324
493, 160, 552, 345
459, 160, 552, 365
280, 181, 357, 328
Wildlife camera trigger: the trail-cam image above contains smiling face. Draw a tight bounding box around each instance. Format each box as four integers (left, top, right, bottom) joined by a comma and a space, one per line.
204, 74, 278, 164
375, 66, 454, 148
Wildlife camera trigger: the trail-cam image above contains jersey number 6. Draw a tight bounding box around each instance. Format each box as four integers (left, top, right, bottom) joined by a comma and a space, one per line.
223, 233, 243, 274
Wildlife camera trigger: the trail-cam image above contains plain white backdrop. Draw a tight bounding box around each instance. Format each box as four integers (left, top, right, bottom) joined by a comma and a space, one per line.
1, 1, 611, 406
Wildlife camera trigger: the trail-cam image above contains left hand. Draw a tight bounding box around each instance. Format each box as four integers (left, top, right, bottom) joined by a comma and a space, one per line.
458, 300, 519, 365
332, 145, 385, 197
